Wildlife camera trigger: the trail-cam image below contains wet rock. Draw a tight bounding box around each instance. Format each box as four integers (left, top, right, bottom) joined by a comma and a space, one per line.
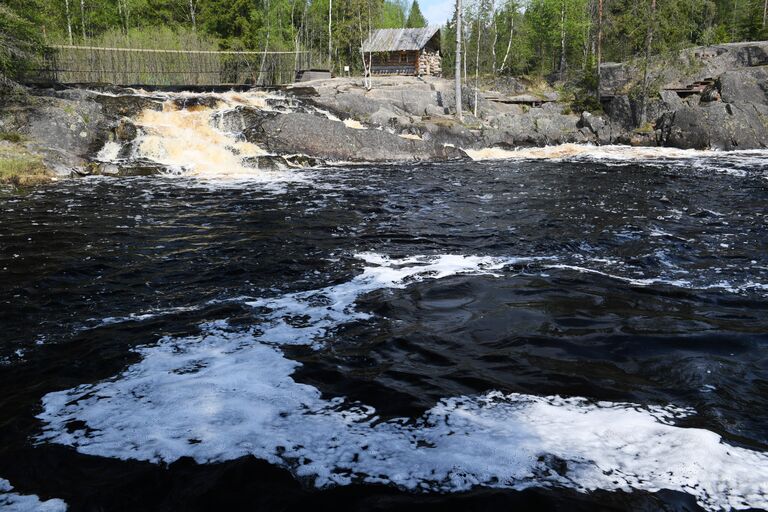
80, 159, 166, 177
265, 96, 313, 114
241, 111, 466, 162
115, 117, 137, 141
241, 155, 286, 171
94, 94, 163, 118
210, 106, 274, 134
283, 154, 324, 167
172, 96, 221, 110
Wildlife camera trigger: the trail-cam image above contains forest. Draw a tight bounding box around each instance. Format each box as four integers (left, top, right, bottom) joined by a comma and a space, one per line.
1, 0, 767, 88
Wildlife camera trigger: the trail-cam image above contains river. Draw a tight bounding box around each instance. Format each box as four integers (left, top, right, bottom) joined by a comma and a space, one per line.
0, 93, 767, 511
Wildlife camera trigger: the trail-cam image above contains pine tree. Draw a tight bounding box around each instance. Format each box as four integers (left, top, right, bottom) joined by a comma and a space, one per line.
406, 0, 427, 28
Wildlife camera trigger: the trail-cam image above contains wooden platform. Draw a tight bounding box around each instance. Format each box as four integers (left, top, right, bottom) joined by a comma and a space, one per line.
664, 78, 716, 98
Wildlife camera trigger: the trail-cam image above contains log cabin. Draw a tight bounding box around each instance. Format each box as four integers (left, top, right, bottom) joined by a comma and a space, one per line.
361, 27, 442, 77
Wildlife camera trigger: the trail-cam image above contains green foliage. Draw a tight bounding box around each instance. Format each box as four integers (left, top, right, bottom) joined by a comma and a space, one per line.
380, 0, 408, 28
1, 0, 766, 84
85, 26, 219, 51
0, 2, 44, 85
0, 131, 24, 143
406, 0, 426, 28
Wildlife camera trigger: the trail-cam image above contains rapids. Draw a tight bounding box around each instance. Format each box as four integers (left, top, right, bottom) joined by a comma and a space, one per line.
1, 92, 768, 511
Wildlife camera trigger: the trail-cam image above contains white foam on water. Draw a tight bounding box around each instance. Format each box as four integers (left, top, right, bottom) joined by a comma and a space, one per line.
37, 254, 768, 511
464, 143, 768, 165
0, 478, 67, 512
546, 263, 767, 296
246, 253, 526, 347
95, 141, 121, 161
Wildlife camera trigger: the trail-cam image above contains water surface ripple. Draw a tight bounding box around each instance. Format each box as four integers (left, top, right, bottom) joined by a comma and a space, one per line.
1, 155, 767, 511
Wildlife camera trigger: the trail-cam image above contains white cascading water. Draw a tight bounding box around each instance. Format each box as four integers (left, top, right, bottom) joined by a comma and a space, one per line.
95, 90, 317, 181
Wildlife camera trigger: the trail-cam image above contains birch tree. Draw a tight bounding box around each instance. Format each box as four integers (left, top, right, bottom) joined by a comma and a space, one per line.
64, 0, 73, 44
80, 0, 86, 40
639, 0, 657, 126
455, 0, 463, 120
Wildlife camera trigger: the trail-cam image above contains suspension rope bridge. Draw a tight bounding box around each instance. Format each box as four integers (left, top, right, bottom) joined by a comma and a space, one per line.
22, 45, 317, 87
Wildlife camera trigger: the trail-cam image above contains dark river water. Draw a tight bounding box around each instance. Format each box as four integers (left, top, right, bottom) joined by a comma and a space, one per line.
1, 153, 767, 511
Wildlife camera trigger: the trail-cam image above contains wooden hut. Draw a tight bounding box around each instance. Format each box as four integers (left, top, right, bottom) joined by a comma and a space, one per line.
361, 27, 442, 76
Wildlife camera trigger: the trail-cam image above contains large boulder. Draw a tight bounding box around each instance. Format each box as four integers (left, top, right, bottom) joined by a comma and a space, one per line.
486, 110, 587, 146
717, 69, 768, 106
578, 111, 617, 144
235, 110, 466, 162
0, 89, 111, 172
605, 95, 635, 129
658, 102, 768, 150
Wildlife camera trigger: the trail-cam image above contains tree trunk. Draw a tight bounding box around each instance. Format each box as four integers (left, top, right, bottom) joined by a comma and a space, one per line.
79, 0, 86, 40
359, 0, 373, 90
258, 0, 272, 85
558, 0, 566, 79
328, 0, 333, 71
64, 0, 73, 45
463, 26, 467, 85
763, 0, 767, 28
117, 0, 123, 35
455, 0, 463, 120
491, 16, 498, 75
474, 15, 481, 117
498, 13, 514, 73
116, 0, 129, 35
639, 0, 656, 127
596, 0, 603, 100
189, 0, 197, 31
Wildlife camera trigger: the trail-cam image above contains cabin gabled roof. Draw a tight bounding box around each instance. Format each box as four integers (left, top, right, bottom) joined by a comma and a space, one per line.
362, 27, 440, 52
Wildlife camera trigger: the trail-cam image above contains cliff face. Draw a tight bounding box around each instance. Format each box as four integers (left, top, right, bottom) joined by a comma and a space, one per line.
601, 41, 768, 150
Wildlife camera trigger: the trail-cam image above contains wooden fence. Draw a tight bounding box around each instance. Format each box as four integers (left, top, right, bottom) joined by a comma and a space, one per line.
21, 45, 315, 87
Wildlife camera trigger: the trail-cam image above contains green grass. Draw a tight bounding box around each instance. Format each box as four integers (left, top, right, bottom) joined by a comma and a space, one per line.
0, 145, 53, 186
0, 131, 24, 143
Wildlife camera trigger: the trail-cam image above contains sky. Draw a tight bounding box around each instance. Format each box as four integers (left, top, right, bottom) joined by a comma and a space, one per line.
420, 0, 454, 25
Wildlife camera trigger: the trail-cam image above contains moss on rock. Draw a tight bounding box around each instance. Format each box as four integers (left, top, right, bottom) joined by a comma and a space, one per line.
0, 142, 54, 187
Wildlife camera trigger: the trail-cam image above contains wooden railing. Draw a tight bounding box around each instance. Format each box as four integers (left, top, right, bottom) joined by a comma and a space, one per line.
21, 45, 316, 87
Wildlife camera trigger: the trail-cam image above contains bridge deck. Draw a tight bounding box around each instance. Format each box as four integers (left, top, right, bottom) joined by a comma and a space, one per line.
21, 45, 317, 87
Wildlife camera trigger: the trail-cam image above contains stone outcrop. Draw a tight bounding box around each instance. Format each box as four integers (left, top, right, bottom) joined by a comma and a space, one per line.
214, 106, 466, 162
0, 89, 110, 172
658, 102, 768, 150
3, 40, 768, 181
286, 76, 602, 149
597, 41, 768, 150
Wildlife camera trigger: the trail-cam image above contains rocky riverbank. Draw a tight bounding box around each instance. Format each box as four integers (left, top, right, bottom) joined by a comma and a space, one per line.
0, 40, 766, 181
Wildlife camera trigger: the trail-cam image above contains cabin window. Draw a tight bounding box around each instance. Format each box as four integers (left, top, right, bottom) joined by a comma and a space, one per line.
400, 53, 408, 63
